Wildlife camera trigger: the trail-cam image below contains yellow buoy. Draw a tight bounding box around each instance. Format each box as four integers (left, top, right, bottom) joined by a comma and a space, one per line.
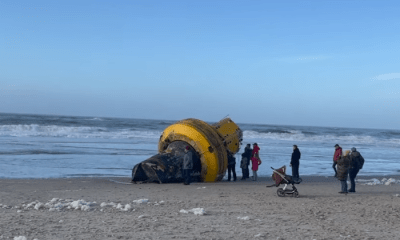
158, 118, 243, 182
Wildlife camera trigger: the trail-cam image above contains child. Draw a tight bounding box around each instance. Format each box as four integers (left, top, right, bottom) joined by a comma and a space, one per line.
251, 143, 262, 181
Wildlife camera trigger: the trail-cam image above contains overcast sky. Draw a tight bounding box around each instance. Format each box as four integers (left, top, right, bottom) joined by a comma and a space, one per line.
1, 0, 400, 129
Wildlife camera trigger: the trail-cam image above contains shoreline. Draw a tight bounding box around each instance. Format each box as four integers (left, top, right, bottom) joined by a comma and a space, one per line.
2, 173, 400, 180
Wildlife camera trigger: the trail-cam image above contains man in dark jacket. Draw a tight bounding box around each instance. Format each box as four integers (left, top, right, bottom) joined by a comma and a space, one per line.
240, 144, 252, 180
348, 147, 365, 192
333, 144, 342, 177
227, 153, 237, 181
183, 146, 193, 185
290, 145, 301, 180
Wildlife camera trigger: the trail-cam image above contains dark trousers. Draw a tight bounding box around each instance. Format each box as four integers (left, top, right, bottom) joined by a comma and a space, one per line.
183, 169, 192, 185
341, 180, 348, 192
332, 162, 337, 176
349, 167, 360, 191
241, 167, 249, 179
228, 164, 236, 181
292, 164, 299, 179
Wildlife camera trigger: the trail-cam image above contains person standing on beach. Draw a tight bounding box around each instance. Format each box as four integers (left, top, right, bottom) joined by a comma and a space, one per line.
290, 145, 301, 180
227, 153, 237, 181
182, 146, 193, 185
251, 143, 262, 181
348, 147, 365, 193
337, 150, 351, 194
240, 152, 248, 180
240, 144, 252, 180
333, 144, 342, 177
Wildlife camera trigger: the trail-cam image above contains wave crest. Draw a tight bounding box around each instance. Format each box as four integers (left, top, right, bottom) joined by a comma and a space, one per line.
0, 124, 161, 139
243, 130, 400, 146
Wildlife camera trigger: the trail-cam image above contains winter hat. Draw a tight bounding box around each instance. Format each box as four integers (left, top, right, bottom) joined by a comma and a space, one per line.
351, 147, 356, 152
334, 144, 339, 147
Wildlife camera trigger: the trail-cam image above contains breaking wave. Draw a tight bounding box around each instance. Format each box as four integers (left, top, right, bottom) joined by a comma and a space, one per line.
0, 124, 161, 139
243, 130, 400, 146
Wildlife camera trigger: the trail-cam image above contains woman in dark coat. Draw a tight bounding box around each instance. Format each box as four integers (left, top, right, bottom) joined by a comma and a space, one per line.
336, 150, 351, 194
290, 145, 301, 180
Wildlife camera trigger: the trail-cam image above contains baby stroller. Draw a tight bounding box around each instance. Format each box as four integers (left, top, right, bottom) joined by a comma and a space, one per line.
267, 165, 302, 198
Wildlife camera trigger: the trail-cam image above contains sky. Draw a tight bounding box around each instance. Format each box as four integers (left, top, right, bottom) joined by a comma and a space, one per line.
1, 0, 400, 129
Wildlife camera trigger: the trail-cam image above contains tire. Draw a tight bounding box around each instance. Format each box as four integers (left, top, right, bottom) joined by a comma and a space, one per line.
277, 188, 285, 197
293, 191, 299, 198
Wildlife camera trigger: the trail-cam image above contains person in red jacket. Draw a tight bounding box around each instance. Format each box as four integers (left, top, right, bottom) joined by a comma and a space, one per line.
333, 144, 342, 178
251, 143, 262, 181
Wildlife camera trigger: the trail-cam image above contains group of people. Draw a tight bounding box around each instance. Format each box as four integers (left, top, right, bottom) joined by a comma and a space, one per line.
233, 143, 301, 182
182, 142, 365, 194
228, 143, 262, 181
333, 144, 365, 193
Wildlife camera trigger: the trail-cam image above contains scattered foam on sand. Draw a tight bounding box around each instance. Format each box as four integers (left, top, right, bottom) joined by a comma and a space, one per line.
180, 208, 206, 215
132, 199, 149, 204
237, 216, 250, 220
179, 209, 189, 214
6, 198, 155, 213
14, 237, 27, 240
360, 178, 400, 185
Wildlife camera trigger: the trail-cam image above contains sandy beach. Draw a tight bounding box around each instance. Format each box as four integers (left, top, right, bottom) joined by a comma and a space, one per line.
1, 176, 400, 240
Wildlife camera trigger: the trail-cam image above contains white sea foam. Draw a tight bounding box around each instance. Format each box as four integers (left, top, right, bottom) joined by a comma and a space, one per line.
132, 199, 149, 204
13, 237, 27, 240
15, 199, 140, 212
180, 208, 206, 215
243, 130, 400, 146
360, 178, 400, 185
0, 124, 161, 139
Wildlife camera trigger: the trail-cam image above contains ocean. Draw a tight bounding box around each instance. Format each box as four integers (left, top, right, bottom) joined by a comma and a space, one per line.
0, 113, 399, 179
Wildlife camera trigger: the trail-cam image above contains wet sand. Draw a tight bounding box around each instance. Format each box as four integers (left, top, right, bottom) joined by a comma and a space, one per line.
1, 176, 400, 240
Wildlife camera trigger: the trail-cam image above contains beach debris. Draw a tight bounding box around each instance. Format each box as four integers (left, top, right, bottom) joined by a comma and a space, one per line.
360, 178, 400, 185
197, 187, 207, 189
237, 216, 250, 220
254, 233, 264, 238
179, 208, 206, 215
394, 194, 400, 197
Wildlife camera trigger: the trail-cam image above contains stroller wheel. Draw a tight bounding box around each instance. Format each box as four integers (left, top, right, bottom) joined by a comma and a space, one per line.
277, 188, 285, 197
293, 191, 299, 198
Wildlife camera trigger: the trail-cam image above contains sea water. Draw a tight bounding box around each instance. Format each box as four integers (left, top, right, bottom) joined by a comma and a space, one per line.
0, 113, 399, 179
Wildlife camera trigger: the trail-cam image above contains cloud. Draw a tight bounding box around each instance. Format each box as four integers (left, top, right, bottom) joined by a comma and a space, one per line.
372, 73, 400, 81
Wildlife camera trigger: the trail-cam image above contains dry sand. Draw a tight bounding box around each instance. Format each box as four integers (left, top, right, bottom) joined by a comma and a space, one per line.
1, 176, 400, 240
